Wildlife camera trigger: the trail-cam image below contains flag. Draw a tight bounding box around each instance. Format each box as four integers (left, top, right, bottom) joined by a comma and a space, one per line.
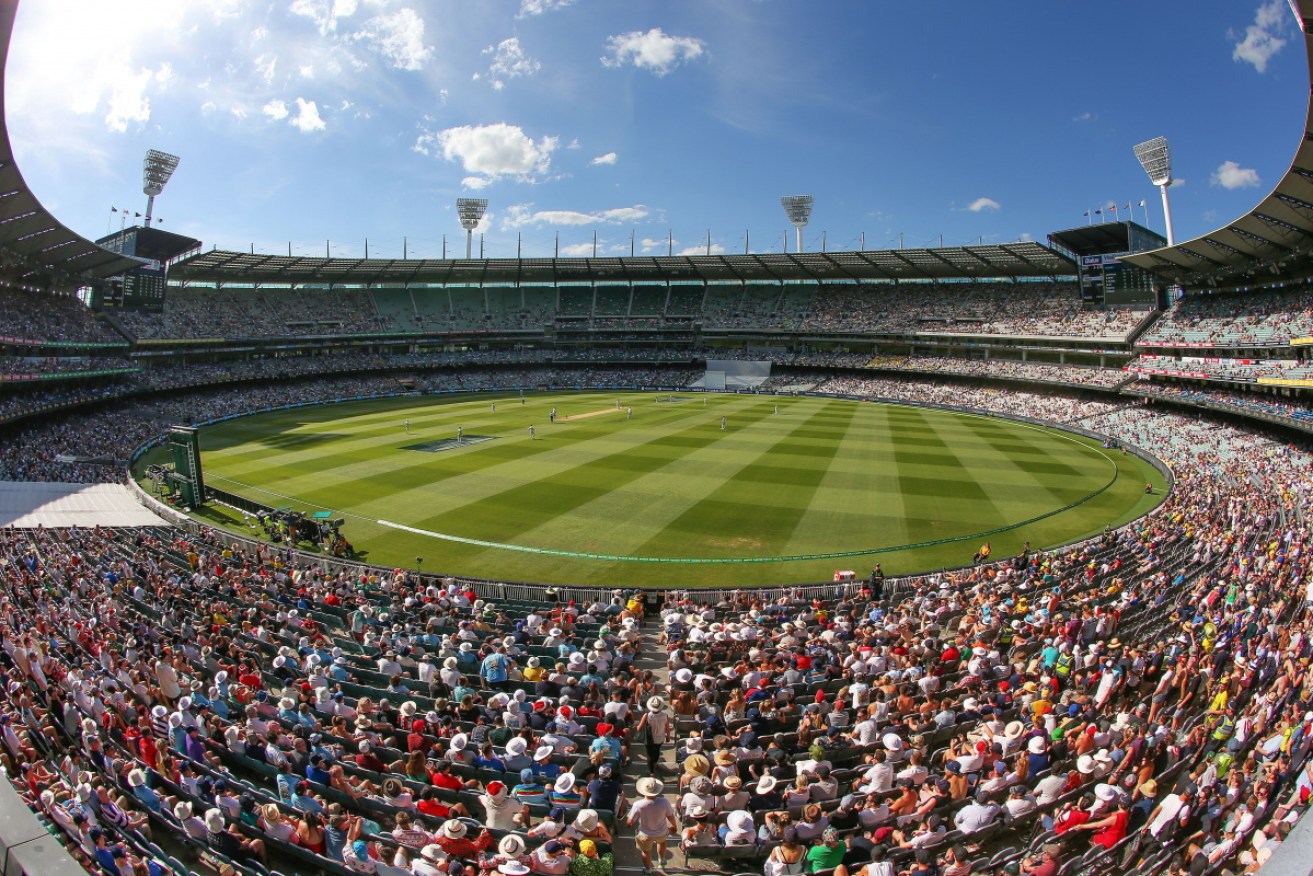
1094, 209, 1102, 215
1138, 200, 1146, 207
134, 212, 142, 217
1083, 211, 1090, 217
110, 207, 118, 213
1125, 203, 1132, 212
1109, 204, 1118, 212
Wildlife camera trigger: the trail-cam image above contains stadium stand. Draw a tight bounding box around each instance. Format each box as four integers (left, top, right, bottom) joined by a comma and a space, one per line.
1136, 289, 1313, 349
0, 361, 1309, 876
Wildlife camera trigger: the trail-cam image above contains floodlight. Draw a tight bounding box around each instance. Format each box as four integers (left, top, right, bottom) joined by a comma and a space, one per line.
780, 195, 813, 253
456, 198, 488, 259
142, 149, 180, 228
1133, 137, 1175, 245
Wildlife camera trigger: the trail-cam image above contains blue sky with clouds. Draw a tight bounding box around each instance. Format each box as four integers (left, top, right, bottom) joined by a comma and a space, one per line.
4, 0, 1307, 260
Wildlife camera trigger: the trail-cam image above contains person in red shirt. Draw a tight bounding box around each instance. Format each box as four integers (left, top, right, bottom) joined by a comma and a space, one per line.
1052, 796, 1093, 835
429, 762, 466, 791
354, 742, 388, 773
1075, 801, 1129, 850
433, 819, 492, 862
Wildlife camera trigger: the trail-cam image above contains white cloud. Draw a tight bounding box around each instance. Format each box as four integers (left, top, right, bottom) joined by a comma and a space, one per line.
289, 0, 360, 36
481, 37, 540, 90
104, 66, 157, 132
255, 53, 277, 85
602, 28, 706, 76
1233, 0, 1291, 73
590, 151, 618, 166
299, 64, 315, 78
1211, 160, 1261, 189
560, 242, 596, 257
678, 242, 726, 256
462, 176, 491, 190
966, 197, 1001, 212
1073, 111, 1094, 122
567, 138, 581, 150
416, 123, 558, 181
517, 0, 574, 18
353, 8, 432, 71
502, 203, 650, 229
640, 236, 671, 253
291, 97, 326, 132
262, 98, 289, 120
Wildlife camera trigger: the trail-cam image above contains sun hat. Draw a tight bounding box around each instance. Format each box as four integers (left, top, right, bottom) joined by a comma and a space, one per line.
499, 835, 527, 857
688, 802, 709, 818
534, 745, 555, 761
127, 769, 147, 788
450, 733, 468, 751
1003, 720, 1025, 739
756, 775, 778, 794
442, 820, 467, 839
174, 801, 193, 820
1094, 783, 1117, 802
574, 809, 598, 831
505, 737, 529, 757
724, 775, 743, 790
714, 750, 736, 766
553, 773, 577, 794
204, 808, 225, 833
420, 844, 449, 864
1076, 755, 1096, 775
1138, 779, 1158, 797
500, 864, 530, 876
647, 696, 665, 712
636, 776, 664, 797
684, 754, 710, 776
1027, 737, 1046, 755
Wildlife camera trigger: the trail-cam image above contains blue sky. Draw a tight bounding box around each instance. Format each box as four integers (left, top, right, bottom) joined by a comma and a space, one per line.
4, 0, 1307, 260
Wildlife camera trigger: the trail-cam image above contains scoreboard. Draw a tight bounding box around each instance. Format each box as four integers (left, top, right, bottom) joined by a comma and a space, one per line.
1078, 253, 1157, 306
1048, 221, 1166, 308
92, 226, 200, 313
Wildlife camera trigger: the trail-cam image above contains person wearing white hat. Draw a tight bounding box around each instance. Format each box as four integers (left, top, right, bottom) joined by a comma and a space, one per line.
634, 696, 670, 777
627, 777, 677, 875
413, 843, 449, 876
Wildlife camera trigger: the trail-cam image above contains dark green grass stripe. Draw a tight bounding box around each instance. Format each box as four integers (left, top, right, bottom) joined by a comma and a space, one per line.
629, 400, 859, 558
951, 415, 1098, 482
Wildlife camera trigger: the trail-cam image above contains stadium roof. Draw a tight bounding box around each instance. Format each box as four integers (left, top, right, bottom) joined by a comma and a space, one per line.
0, 3, 142, 283
1121, 1, 1313, 290
170, 242, 1075, 287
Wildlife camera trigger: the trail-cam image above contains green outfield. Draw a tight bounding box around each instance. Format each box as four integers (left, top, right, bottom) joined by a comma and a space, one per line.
173, 391, 1167, 587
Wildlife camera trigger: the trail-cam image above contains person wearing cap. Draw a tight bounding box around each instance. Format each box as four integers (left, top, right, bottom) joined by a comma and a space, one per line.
1019, 841, 1062, 876
626, 776, 676, 876
528, 839, 573, 875
568, 838, 613, 876
341, 813, 381, 873
586, 764, 624, 816
512, 768, 548, 806
953, 790, 1000, 835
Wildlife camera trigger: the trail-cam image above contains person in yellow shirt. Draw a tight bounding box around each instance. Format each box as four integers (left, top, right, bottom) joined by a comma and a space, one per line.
522, 657, 546, 683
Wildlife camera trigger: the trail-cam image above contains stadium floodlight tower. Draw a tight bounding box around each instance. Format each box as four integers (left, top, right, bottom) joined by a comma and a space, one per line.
142, 149, 180, 228
1133, 136, 1175, 245
456, 198, 488, 259
780, 195, 813, 253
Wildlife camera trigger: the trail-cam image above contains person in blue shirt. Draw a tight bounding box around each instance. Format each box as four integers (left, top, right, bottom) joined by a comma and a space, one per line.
306, 754, 332, 787
481, 649, 511, 686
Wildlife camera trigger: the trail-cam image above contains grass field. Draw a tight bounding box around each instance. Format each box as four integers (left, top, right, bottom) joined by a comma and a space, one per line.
159, 391, 1167, 587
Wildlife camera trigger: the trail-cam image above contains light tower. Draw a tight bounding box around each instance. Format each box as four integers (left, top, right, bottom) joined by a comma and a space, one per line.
780, 195, 813, 253
142, 149, 180, 228
456, 198, 488, 259
1133, 137, 1175, 245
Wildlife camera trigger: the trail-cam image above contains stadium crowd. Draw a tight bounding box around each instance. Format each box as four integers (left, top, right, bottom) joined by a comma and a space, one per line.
1137, 289, 1313, 349
0, 375, 1309, 876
